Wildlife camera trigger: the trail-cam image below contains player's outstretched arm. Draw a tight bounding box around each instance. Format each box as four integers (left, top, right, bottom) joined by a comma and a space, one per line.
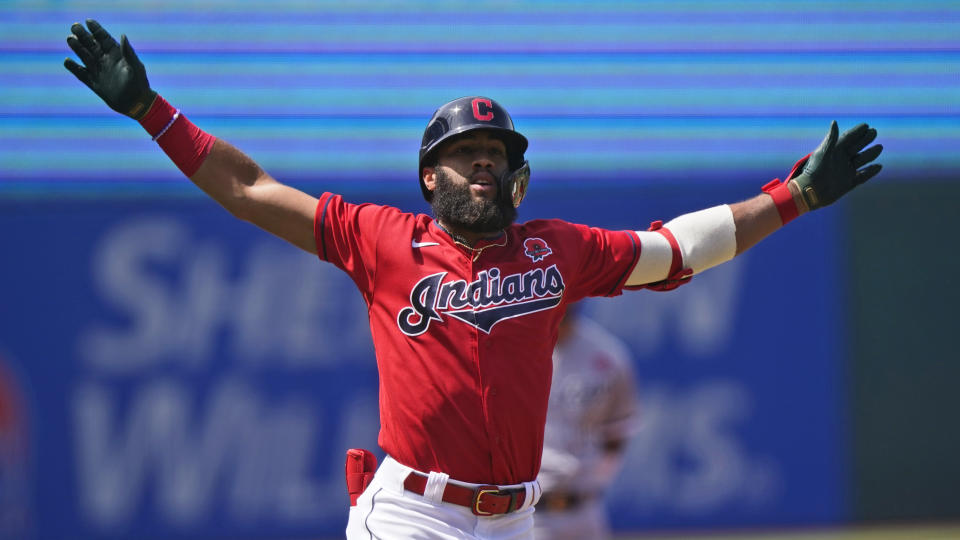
64, 19, 319, 254
733, 120, 883, 253
627, 121, 882, 289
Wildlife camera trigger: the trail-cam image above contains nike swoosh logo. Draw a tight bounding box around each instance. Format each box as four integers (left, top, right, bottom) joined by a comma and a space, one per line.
411, 240, 440, 248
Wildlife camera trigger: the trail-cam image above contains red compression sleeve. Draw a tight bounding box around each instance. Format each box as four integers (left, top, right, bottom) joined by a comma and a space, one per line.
138, 95, 216, 177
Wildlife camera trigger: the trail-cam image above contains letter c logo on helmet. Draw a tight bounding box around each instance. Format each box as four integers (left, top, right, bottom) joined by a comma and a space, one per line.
472, 98, 494, 121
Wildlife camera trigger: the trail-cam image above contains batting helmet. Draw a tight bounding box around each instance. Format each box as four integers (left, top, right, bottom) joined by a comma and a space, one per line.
419, 96, 530, 208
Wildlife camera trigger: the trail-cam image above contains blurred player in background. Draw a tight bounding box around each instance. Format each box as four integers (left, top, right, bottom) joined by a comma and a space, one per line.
64, 19, 883, 540
535, 308, 639, 540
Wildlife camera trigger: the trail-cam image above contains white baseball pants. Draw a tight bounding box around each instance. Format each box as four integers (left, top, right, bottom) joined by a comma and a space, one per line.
347, 455, 541, 540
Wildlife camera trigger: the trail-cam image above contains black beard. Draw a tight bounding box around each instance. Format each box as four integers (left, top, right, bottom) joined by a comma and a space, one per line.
430, 168, 517, 233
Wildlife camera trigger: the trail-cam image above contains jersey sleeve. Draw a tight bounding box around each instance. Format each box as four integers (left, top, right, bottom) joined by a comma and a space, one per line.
562, 222, 641, 302
313, 192, 401, 297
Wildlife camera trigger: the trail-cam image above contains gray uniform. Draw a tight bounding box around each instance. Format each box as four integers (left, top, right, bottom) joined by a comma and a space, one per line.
535, 316, 640, 540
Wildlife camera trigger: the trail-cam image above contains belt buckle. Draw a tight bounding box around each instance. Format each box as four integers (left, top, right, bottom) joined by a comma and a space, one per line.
472, 484, 513, 516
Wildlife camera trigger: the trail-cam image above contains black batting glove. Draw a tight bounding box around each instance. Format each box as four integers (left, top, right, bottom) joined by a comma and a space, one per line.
789, 121, 884, 210
64, 19, 157, 120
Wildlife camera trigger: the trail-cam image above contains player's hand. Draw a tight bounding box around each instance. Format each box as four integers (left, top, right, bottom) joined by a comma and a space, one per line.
789, 121, 883, 210
64, 19, 157, 119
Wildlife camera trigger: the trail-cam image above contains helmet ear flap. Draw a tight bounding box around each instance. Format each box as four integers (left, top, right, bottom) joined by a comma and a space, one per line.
502, 161, 530, 208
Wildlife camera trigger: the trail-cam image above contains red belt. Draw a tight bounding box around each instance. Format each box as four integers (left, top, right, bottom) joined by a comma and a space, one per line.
403, 473, 527, 516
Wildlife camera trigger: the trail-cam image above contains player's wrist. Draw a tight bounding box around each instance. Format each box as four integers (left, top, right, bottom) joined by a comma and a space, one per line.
137, 94, 176, 137
786, 178, 811, 215
127, 88, 158, 120
136, 94, 216, 177
761, 152, 816, 225
761, 178, 800, 225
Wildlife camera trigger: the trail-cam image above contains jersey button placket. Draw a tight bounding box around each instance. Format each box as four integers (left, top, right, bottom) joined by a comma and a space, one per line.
472, 254, 502, 468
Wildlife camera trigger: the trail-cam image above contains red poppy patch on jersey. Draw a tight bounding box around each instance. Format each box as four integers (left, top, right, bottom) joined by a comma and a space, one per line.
523, 237, 553, 262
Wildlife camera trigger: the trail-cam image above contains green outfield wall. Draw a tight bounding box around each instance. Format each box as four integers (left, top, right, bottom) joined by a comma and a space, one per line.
849, 180, 960, 521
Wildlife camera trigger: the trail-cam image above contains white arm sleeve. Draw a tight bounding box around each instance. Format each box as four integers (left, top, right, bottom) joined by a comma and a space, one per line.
624, 230, 674, 286
625, 204, 737, 286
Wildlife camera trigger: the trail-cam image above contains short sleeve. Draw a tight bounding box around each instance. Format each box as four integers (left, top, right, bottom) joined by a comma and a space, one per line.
562, 223, 640, 302
314, 192, 407, 297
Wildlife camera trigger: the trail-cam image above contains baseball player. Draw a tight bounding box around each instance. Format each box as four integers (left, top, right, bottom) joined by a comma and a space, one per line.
64, 19, 883, 540
534, 309, 639, 539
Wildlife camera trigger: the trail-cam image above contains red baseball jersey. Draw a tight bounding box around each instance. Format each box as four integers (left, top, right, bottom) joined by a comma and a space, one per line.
314, 193, 640, 485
